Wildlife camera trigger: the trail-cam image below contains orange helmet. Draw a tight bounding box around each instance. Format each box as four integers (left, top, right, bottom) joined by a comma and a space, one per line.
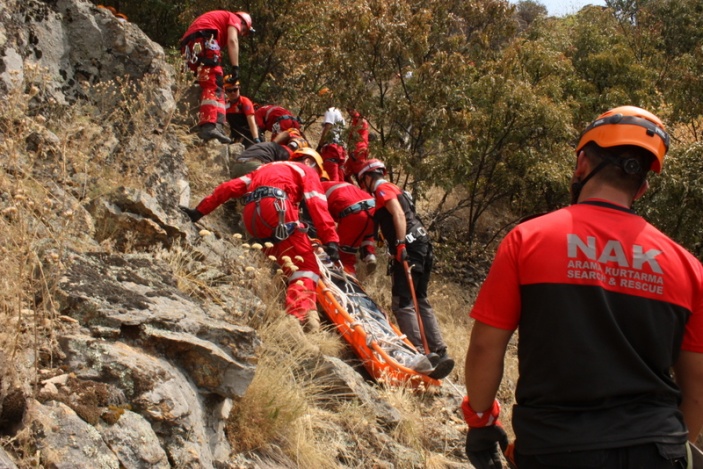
576, 106, 669, 173
291, 148, 329, 180
285, 129, 309, 151
235, 12, 255, 36
357, 159, 386, 179
223, 76, 240, 92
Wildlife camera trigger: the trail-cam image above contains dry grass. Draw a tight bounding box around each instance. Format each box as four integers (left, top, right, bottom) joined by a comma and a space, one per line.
0, 62, 201, 462
0, 65, 74, 379
0, 64, 94, 464
225, 315, 325, 455
383, 385, 425, 450
182, 141, 230, 197
216, 235, 470, 466
155, 240, 228, 303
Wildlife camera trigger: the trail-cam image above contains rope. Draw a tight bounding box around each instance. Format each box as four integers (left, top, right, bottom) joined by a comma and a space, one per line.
316, 252, 428, 370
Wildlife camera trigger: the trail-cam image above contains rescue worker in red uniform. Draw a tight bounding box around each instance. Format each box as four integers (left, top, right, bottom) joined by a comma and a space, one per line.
463, 106, 703, 469
180, 153, 340, 332
223, 78, 260, 147
315, 101, 347, 183
180, 11, 254, 144
343, 108, 370, 182
255, 105, 303, 142
291, 149, 377, 275
357, 159, 454, 380
319, 180, 377, 275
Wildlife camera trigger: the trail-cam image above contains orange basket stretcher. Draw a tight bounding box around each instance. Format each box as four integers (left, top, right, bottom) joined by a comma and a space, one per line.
315, 255, 441, 389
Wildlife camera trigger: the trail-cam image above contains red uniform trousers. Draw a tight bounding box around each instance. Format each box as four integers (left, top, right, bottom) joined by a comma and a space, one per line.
343, 145, 369, 182
262, 231, 320, 319
242, 199, 319, 320
183, 45, 226, 126
337, 210, 376, 275
196, 64, 226, 126
320, 143, 347, 182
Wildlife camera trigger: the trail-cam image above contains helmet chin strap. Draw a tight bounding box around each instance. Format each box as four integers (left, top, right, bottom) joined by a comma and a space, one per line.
571, 153, 648, 205
570, 160, 609, 205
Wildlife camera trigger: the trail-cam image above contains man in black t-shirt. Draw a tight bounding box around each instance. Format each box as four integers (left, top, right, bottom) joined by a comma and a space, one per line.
462, 106, 703, 469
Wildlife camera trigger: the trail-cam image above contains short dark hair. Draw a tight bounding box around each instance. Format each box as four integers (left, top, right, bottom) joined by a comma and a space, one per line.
582, 142, 653, 192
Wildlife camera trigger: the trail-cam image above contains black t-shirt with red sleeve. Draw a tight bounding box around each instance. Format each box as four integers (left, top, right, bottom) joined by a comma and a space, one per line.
470, 200, 703, 454
371, 180, 419, 255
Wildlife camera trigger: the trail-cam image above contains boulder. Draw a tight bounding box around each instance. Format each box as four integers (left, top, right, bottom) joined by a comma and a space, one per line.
97, 409, 170, 469
24, 399, 120, 468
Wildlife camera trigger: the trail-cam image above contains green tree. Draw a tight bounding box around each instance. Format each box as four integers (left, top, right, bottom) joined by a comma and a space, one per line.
641, 142, 703, 257
599, 0, 703, 258
515, 0, 548, 30
567, 6, 660, 125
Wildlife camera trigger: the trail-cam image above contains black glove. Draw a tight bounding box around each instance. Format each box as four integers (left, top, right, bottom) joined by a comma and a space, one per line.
465, 425, 509, 469
324, 242, 340, 263
228, 66, 239, 83
179, 206, 203, 223
253, 136, 262, 143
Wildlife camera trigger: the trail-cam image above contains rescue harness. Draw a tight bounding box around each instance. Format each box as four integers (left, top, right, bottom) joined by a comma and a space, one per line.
244, 186, 305, 243
181, 29, 221, 67
338, 199, 375, 219
263, 106, 302, 130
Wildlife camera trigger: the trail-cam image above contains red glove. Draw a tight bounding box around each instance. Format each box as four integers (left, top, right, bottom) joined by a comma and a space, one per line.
395, 241, 408, 262
461, 396, 500, 427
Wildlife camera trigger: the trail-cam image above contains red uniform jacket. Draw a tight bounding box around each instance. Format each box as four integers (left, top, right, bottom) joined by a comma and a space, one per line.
181, 11, 244, 44
226, 95, 255, 117
255, 105, 299, 132
348, 111, 369, 154
196, 161, 338, 245
321, 181, 374, 221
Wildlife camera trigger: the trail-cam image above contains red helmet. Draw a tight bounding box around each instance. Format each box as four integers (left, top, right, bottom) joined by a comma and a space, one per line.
357, 159, 386, 179
235, 12, 255, 36
576, 106, 669, 173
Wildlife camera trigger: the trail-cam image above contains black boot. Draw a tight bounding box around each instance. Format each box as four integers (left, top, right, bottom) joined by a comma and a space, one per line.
198, 123, 231, 144
427, 349, 455, 380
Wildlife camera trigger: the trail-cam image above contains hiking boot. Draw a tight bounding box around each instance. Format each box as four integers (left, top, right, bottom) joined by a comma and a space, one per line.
427, 351, 455, 380
198, 123, 231, 144
426, 352, 440, 366
362, 253, 377, 274
303, 309, 321, 333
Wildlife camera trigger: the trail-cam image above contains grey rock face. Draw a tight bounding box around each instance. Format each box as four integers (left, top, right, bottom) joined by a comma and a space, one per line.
25, 399, 121, 468
97, 409, 170, 469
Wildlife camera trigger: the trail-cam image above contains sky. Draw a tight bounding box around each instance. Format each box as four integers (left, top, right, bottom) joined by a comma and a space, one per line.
512, 0, 607, 17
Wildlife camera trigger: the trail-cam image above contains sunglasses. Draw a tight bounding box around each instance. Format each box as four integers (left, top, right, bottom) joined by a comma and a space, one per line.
226, 87, 240, 92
